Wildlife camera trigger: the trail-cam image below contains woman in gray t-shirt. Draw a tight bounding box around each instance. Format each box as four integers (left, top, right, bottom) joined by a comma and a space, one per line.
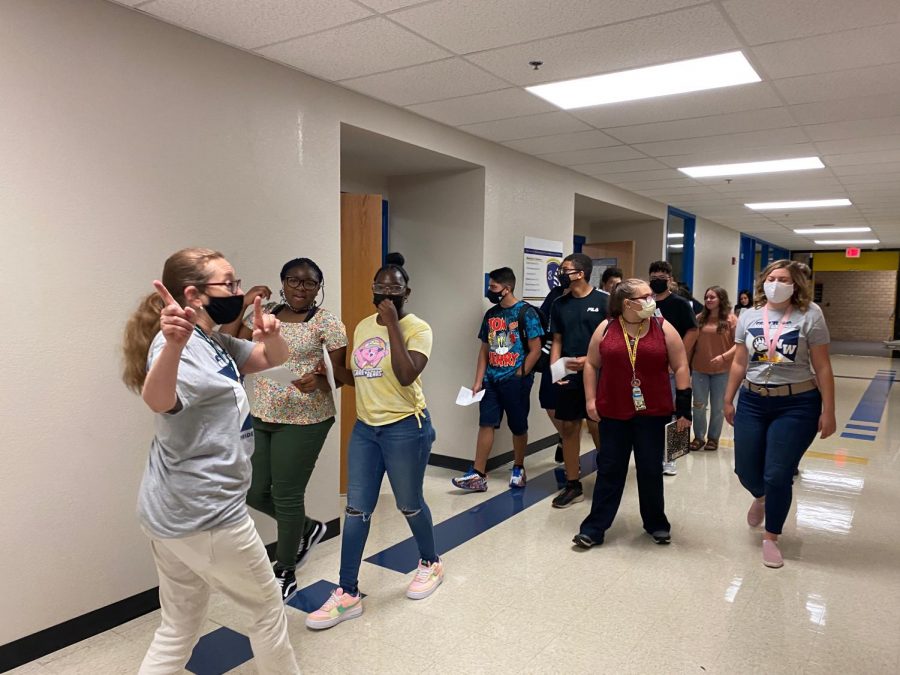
724, 260, 836, 570
122, 248, 300, 674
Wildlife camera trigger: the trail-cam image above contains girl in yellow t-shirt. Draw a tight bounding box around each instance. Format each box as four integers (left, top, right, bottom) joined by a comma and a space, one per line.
306, 253, 443, 630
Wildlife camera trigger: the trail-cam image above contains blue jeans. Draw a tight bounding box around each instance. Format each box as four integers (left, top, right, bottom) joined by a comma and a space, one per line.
733, 388, 821, 535
692, 371, 728, 441
339, 412, 437, 593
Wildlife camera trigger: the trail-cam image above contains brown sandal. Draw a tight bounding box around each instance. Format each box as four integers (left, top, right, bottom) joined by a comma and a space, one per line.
689, 438, 706, 452
704, 439, 719, 451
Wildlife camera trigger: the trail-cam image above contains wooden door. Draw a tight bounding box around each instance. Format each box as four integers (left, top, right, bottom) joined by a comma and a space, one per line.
340, 193, 383, 492
583, 241, 635, 280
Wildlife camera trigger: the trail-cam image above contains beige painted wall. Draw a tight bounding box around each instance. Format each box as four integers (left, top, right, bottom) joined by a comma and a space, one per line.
0, 0, 737, 643
588, 220, 665, 280
693, 217, 741, 301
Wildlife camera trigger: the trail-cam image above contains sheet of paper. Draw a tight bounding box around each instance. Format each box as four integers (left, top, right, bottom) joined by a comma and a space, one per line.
550, 357, 576, 383
455, 386, 486, 406
321, 343, 337, 392
255, 365, 299, 387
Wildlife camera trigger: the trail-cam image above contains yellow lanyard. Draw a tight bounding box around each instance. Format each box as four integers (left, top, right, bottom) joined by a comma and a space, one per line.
620, 317, 646, 386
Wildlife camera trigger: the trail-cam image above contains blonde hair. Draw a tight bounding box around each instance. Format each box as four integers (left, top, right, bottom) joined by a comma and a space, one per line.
122, 248, 223, 393
753, 259, 812, 311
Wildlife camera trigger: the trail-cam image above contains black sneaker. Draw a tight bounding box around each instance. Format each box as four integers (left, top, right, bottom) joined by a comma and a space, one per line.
296, 520, 327, 569
554, 444, 564, 463
650, 530, 671, 545
573, 533, 601, 549
552, 481, 584, 508
274, 566, 298, 603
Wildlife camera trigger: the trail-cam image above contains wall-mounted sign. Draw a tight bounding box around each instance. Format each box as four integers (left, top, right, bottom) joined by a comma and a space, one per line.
845, 247, 861, 258
523, 236, 563, 305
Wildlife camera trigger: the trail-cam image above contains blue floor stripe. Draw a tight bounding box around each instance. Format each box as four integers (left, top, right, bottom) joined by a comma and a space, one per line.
840, 432, 877, 441
186, 626, 252, 675
845, 423, 878, 431
286, 579, 366, 613
847, 373, 895, 423
365, 450, 598, 574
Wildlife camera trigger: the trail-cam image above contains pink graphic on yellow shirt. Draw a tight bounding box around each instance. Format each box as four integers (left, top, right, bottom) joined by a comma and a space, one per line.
353, 337, 387, 378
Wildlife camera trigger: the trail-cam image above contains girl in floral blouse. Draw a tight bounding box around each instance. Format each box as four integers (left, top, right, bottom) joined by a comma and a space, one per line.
223, 257, 347, 602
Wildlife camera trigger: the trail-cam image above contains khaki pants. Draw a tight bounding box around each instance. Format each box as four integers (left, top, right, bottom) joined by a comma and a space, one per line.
138, 516, 300, 674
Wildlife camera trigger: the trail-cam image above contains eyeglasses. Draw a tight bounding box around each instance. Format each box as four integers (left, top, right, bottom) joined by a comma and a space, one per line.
629, 294, 653, 301
372, 283, 406, 294
557, 268, 581, 277
285, 276, 320, 290
202, 279, 242, 295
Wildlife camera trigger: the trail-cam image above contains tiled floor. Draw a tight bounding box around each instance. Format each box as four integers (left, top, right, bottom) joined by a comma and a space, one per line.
12, 354, 900, 674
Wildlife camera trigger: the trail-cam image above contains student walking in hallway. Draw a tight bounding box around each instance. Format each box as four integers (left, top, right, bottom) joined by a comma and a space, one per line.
452, 267, 544, 491
122, 248, 299, 675
725, 260, 836, 569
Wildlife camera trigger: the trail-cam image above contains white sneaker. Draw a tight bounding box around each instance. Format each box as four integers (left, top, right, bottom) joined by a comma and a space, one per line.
662, 461, 677, 476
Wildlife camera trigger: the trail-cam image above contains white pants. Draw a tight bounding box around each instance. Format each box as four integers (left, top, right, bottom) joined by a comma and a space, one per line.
138, 516, 300, 675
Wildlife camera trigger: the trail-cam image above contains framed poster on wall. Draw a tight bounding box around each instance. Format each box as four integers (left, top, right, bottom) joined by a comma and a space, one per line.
523, 236, 563, 305
589, 257, 618, 288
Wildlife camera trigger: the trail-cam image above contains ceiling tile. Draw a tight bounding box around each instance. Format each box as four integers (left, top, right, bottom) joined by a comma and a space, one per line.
338, 58, 507, 106
657, 143, 820, 169
633, 127, 809, 158
816, 135, 900, 156
405, 88, 554, 126
356, 0, 429, 11
832, 161, 900, 176
389, 0, 705, 54
789, 93, 900, 125
502, 130, 621, 154
722, 0, 900, 45
577, 158, 670, 175
256, 17, 450, 81
613, 178, 703, 190
538, 146, 646, 167
604, 108, 796, 145
458, 111, 591, 142
751, 23, 900, 79
598, 169, 685, 183
773, 62, 900, 104
465, 5, 741, 85
571, 83, 781, 129
145, 0, 372, 49
805, 116, 900, 142
834, 172, 900, 185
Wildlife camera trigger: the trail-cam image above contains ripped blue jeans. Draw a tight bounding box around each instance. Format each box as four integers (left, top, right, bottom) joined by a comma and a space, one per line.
338, 412, 437, 594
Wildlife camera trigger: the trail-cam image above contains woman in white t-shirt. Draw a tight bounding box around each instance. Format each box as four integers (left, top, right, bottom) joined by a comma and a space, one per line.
724, 260, 836, 569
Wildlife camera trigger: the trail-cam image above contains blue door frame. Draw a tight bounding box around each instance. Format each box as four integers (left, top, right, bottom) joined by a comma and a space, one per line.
738, 233, 790, 295
667, 206, 696, 289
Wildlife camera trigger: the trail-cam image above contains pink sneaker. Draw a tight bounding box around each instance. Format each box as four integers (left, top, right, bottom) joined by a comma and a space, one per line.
762, 539, 784, 568
406, 559, 444, 599
305, 588, 363, 630
747, 498, 765, 528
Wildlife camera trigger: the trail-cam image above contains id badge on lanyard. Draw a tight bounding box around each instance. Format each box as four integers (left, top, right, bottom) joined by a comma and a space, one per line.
621, 318, 647, 411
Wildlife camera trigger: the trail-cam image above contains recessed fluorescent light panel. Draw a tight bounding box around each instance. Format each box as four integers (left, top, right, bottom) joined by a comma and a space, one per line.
679, 157, 824, 178
667, 233, 684, 239
526, 51, 761, 110
793, 227, 871, 234
814, 239, 879, 245
668, 244, 684, 249
745, 199, 852, 210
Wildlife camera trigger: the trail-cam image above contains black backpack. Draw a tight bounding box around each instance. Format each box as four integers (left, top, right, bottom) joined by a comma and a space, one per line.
517, 303, 551, 372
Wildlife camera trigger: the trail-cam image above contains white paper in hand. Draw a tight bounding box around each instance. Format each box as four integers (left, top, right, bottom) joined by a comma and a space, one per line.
550, 358, 576, 383
256, 365, 299, 387
321, 343, 337, 392
455, 386, 486, 406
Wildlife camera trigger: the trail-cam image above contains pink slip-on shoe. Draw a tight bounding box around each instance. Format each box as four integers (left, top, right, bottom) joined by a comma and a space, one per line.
762, 539, 784, 568
305, 588, 363, 630
747, 498, 765, 528
406, 559, 444, 599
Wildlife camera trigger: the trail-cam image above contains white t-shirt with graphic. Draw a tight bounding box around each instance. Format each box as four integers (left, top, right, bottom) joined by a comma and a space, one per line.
138, 329, 255, 539
735, 304, 830, 386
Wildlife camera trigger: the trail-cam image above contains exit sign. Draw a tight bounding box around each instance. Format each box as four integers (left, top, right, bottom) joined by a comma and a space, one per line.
846, 247, 861, 258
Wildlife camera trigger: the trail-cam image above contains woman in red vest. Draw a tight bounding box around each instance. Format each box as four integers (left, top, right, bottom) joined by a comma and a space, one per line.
573, 279, 691, 548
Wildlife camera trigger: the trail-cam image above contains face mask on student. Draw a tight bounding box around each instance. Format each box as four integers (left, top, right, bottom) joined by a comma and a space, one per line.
486, 288, 506, 304
763, 281, 794, 304
373, 293, 405, 313
649, 278, 669, 294
558, 272, 576, 289
632, 298, 657, 319
204, 294, 245, 325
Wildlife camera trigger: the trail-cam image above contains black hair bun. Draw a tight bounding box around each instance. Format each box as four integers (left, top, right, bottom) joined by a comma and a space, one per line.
385, 252, 405, 267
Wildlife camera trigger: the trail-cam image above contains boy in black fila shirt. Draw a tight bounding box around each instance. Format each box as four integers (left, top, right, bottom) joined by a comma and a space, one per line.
549, 253, 608, 508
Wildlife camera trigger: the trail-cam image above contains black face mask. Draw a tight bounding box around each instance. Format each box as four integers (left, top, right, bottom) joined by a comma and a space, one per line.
558, 274, 572, 289
486, 289, 505, 304
204, 294, 245, 325
373, 294, 404, 313
650, 278, 669, 294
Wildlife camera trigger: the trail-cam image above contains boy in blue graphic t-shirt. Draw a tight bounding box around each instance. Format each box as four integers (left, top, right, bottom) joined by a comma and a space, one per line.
452, 267, 545, 492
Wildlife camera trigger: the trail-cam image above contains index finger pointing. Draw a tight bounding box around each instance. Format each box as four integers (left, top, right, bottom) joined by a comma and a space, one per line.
153, 280, 178, 306
253, 295, 264, 327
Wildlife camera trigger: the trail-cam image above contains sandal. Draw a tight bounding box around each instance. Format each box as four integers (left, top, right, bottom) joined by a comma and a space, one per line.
704, 439, 719, 451
689, 438, 706, 452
